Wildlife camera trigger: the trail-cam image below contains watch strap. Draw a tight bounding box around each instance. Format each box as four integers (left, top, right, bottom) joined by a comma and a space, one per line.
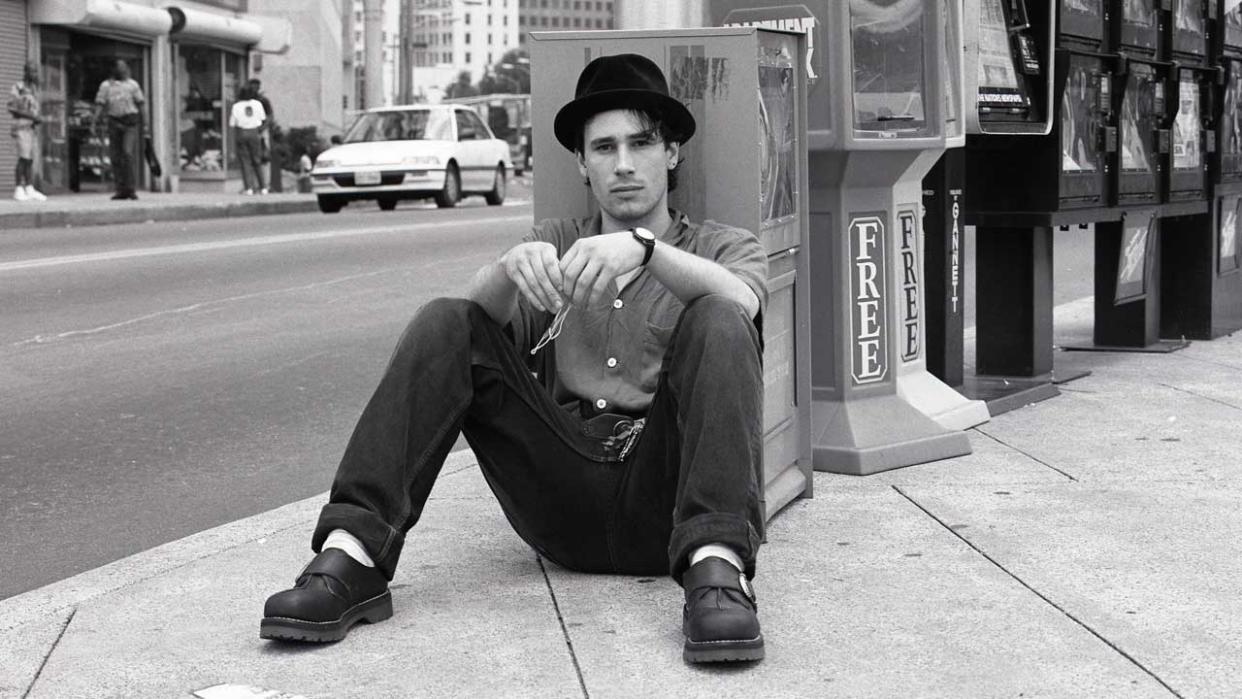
632, 228, 655, 266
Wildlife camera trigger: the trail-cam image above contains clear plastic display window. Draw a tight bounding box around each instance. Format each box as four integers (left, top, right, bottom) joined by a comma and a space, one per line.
1173, 0, 1204, 33
1172, 72, 1202, 171
849, 0, 928, 136
1122, 0, 1157, 28
1228, 0, 1242, 48
1120, 68, 1156, 174
1061, 57, 1102, 173
758, 64, 796, 223
1064, 0, 1102, 18
1223, 61, 1242, 176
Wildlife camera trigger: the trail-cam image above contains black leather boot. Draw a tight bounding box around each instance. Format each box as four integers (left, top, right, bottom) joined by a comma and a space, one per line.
681, 557, 765, 663
260, 549, 392, 642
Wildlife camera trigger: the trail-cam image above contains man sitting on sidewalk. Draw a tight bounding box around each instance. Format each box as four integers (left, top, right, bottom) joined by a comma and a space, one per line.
260, 54, 770, 664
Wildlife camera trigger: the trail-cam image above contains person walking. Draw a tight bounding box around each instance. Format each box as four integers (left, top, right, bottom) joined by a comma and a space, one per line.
93, 60, 145, 200
8, 61, 46, 201
230, 87, 268, 195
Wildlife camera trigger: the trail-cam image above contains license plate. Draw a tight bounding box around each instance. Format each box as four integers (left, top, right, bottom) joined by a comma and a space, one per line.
355, 170, 381, 185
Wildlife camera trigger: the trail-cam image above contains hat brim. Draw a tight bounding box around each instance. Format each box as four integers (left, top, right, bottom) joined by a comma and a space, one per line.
553, 88, 696, 153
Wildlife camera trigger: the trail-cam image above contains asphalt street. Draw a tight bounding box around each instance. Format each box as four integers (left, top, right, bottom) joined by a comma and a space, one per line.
0, 198, 533, 599
0, 195, 1096, 601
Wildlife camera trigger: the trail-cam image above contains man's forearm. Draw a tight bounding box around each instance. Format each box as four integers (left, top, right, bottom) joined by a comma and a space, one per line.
466, 259, 521, 326
647, 242, 760, 319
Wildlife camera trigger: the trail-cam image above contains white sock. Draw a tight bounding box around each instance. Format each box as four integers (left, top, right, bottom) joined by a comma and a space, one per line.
323, 528, 375, 567
689, 544, 743, 573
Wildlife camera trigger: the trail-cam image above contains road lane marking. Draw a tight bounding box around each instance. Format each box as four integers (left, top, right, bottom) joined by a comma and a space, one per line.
10, 251, 487, 347
0, 213, 529, 273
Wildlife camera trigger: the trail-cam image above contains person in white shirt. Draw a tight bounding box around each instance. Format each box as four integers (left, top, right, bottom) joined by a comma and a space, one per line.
230, 87, 268, 194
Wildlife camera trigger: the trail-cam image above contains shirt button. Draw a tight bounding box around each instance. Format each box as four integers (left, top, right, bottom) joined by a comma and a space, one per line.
612, 299, 623, 309
606, 357, 618, 368
595, 398, 607, 410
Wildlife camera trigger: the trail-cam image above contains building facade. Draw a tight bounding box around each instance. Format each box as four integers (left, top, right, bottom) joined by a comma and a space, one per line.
349, 0, 399, 109
518, 0, 613, 48
0, 0, 30, 191
409, 0, 519, 103
1, 0, 345, 194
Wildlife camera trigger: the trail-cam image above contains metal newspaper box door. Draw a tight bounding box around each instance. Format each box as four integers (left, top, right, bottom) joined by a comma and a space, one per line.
529, 27, 813, 520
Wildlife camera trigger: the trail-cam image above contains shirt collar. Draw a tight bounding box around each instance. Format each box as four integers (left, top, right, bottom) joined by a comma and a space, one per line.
586, 208, 691, 240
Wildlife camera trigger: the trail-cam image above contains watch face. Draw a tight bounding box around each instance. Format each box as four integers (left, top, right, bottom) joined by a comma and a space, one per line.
634, 227, 655, 242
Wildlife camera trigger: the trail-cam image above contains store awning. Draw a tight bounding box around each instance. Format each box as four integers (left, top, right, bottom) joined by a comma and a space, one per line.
166, 6, 262, 47
30, 0, 173, 39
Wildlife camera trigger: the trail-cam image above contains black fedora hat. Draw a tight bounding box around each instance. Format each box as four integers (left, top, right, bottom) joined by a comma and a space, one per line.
553, 53, 696, 152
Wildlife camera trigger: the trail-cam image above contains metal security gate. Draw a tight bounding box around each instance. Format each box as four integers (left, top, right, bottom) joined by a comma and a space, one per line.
0, 0, 29, 191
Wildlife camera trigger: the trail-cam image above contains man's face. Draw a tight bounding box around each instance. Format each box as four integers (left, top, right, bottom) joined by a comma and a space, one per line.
114, 61, 129, 80
23, 63, 36, 85
577, 109, 678, 225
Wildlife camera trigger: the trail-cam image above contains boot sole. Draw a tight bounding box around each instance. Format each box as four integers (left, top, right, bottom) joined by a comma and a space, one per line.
260, 590, 393, 643
683, 635, 765, 663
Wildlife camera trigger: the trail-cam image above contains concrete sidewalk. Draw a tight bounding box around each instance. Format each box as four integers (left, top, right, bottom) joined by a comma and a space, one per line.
1, 300, 1239, 698
0, 191, 318, 231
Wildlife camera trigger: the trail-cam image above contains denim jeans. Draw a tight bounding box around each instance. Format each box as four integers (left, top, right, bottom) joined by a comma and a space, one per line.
236, 128, 266, 191
107, 117, 138, 195
312, 295, 765, 584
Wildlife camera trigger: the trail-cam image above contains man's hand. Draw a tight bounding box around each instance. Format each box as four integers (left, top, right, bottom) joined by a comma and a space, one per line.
501, 241, 565, 313
559, 232, 645, 308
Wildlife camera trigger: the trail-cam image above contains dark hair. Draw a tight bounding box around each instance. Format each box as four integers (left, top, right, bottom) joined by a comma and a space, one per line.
248, 78, 261, 88
575, 107, 684, 192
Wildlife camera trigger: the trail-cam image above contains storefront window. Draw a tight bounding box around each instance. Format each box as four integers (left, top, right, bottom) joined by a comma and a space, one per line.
175, 45, 246, 176
224, 52, 244, 171
40, 28, 147, 192
177, 44, 223, 173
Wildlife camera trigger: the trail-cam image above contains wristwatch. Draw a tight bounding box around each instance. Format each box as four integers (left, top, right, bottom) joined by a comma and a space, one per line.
631, 227, 656, 266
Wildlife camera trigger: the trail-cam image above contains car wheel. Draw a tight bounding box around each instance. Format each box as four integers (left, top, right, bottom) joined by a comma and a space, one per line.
378, 197, 398, 211
317, 195, 344, 214
484, 166, 506, 206
434, 164, 460, 208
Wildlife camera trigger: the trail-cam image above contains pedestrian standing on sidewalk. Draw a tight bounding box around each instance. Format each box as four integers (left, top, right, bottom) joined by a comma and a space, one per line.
247, 78, 274, 148
8, 61, 46, 202
230, 87, 267, 195
93, 60, 145, 200
260, 54, 771, 665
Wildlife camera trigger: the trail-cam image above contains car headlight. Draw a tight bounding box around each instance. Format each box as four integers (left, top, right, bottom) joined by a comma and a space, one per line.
402, 155, 441, 166
314, 159, 338, 169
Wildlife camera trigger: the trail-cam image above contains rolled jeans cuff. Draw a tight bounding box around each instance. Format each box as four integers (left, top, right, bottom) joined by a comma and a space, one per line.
668, 512, 761, 585
313, 502, 404, 580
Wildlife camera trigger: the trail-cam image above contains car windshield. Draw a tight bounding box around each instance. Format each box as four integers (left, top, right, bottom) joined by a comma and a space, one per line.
343, 110, 454, 143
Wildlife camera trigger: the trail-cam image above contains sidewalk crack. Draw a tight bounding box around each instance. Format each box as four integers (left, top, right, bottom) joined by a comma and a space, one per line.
974, 428, 1078, 481
1157, 382, 1242, 411
537, 556, 590, 699
22, 606, 76, 699
893, 486, 1184, 698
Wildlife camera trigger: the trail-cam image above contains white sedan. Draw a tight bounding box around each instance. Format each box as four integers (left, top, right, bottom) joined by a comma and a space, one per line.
311, 104, 512, 213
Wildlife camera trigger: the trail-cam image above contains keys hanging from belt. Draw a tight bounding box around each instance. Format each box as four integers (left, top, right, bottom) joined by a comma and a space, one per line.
614, 417, 646, 460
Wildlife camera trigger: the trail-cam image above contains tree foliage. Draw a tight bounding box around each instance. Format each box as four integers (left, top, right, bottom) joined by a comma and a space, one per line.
444, 49, 529, 97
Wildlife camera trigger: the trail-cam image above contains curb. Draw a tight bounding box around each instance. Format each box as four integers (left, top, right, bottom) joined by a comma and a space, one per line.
0, 449, 477, 633
0, 198, 319, 231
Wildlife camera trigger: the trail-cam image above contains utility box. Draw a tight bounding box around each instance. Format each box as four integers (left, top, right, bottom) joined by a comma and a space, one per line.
529, 27, 813, 519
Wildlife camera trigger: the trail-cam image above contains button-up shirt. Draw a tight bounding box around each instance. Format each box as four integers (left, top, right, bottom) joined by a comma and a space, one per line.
511, 210, 768, 414
8, 82, 38, 128
94, 78, 144, 118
